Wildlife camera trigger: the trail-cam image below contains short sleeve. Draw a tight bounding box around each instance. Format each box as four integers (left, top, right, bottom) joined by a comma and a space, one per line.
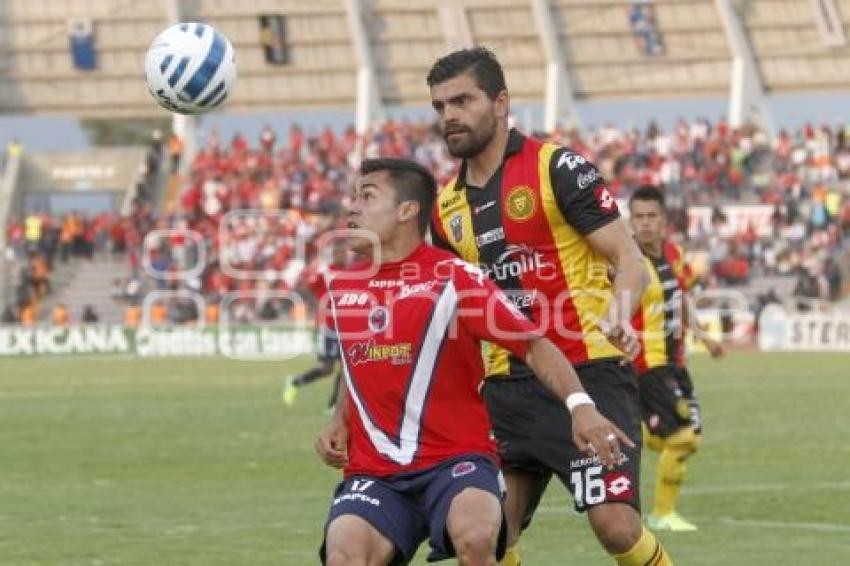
550, 147, 620, 235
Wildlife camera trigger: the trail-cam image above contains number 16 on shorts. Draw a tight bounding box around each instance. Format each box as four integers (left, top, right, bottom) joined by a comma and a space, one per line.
569, 464, 636, 511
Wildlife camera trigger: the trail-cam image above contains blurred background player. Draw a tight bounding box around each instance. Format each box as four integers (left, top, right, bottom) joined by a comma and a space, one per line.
316, 157, 631, 565
282, 242, 348, 410
629, 185, 724, 532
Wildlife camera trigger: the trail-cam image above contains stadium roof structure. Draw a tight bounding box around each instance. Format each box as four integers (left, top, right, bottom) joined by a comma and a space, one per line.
0, 0, 849, 133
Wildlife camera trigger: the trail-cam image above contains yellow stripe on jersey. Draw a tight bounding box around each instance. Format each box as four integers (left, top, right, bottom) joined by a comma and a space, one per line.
639, 255, 669, 369
437, 184, 507, 375
538, 143, 621, 360
436, 181, 478, 266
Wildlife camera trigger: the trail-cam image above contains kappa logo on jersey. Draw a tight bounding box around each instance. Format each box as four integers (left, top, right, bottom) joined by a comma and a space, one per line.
594, 184, 616, 213
369, 279, 403, 288
577, 168, 600, 190
604, 472, 634, 500
348, 340, 413, 366
449, 213, 463, 242
506, 186, 536, 221
451, 460, 477, 478
368, 306, 390, 332
556, 151, 587, 170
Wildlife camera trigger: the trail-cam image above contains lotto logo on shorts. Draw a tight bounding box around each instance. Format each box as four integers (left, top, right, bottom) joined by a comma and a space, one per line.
603, 471, 634, 502
451, 461, 477, 478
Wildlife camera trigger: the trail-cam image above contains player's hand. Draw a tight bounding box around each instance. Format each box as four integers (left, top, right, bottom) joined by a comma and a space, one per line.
315, 417, 349, 469
703, 338, 724, 359
570, 405, 635, 469
601, 320, 640, 363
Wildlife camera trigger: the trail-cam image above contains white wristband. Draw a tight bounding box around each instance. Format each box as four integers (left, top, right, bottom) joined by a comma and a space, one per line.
565, 392, 595, 413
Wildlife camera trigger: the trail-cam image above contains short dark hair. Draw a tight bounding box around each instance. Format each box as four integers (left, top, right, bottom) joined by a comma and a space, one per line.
426, 47, 507, 100
359, 158, 437, 236
629, 185, 665, 211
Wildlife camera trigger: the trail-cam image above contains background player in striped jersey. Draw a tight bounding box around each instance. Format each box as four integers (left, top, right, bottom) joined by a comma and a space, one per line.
629, 185, 724, 532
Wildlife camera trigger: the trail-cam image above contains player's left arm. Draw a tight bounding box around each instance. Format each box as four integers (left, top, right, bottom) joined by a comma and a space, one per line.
585, 221, 648, 360
672, 245, 724, 358
550, 148, 648, 359
681, 289, 724, 358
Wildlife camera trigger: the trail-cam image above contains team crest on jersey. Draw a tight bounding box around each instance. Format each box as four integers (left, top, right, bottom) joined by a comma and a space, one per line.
506, 186, 536, 221
451, 461, 477, 478
368, 305, 390, 332
449, 213, 463, 242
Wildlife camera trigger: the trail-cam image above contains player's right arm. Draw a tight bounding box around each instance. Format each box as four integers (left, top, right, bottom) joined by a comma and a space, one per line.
450, 260, 634, 467
314, 376, 350, 469
314, 295, 350, 469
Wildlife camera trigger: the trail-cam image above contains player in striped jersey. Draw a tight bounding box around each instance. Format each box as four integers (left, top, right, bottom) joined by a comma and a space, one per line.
428, 48, 672, 566
629, 186, 724, 532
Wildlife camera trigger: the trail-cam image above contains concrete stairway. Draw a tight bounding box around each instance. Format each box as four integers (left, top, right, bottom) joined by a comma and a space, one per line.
49, 256, 131, 324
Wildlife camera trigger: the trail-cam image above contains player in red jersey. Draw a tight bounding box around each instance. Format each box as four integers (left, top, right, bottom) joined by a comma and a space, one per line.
315, 158, 633, 565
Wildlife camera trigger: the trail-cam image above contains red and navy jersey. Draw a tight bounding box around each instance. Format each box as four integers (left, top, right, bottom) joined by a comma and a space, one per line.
431, 128, 621, 377
632, 241, 693, 374
324, 243, 536, 478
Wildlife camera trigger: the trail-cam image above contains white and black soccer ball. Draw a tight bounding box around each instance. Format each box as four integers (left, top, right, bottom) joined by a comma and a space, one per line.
144, 22, 237, 114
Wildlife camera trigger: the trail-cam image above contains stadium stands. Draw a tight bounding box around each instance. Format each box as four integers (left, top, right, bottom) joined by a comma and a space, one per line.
2, 0, 850, 327
4, 114, 850, 325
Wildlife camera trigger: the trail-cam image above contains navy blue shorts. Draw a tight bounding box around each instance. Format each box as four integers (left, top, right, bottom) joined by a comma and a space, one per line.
317, 328, 340, 362
319, 455, 506, 565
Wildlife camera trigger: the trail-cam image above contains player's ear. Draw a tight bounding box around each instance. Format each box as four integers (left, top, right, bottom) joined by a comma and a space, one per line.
493, 89, 509, 120
397, 200, 420, 225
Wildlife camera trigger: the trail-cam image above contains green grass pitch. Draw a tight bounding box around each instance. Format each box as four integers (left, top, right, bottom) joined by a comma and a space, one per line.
1, 352, 849, 564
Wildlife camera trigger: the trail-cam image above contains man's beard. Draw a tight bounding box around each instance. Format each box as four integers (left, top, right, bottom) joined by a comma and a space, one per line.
444, 118, 496, 159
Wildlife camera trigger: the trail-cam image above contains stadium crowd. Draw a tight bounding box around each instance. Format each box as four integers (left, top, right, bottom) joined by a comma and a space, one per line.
4, 116, 850, 325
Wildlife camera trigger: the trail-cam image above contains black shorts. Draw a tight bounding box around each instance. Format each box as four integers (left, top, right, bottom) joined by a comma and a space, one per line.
319, 455, 506, 565
482, 360, 642, 521
639, 364, 702, 437
317, 327, 341, 362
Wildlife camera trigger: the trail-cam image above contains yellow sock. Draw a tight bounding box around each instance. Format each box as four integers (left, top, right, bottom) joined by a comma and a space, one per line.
653, 427, 698, 517
614, 526, 673, 566
501, 544, 521, 566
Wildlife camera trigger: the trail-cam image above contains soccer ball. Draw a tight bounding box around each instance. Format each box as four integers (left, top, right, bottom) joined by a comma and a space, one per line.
144, 22, 237, 114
